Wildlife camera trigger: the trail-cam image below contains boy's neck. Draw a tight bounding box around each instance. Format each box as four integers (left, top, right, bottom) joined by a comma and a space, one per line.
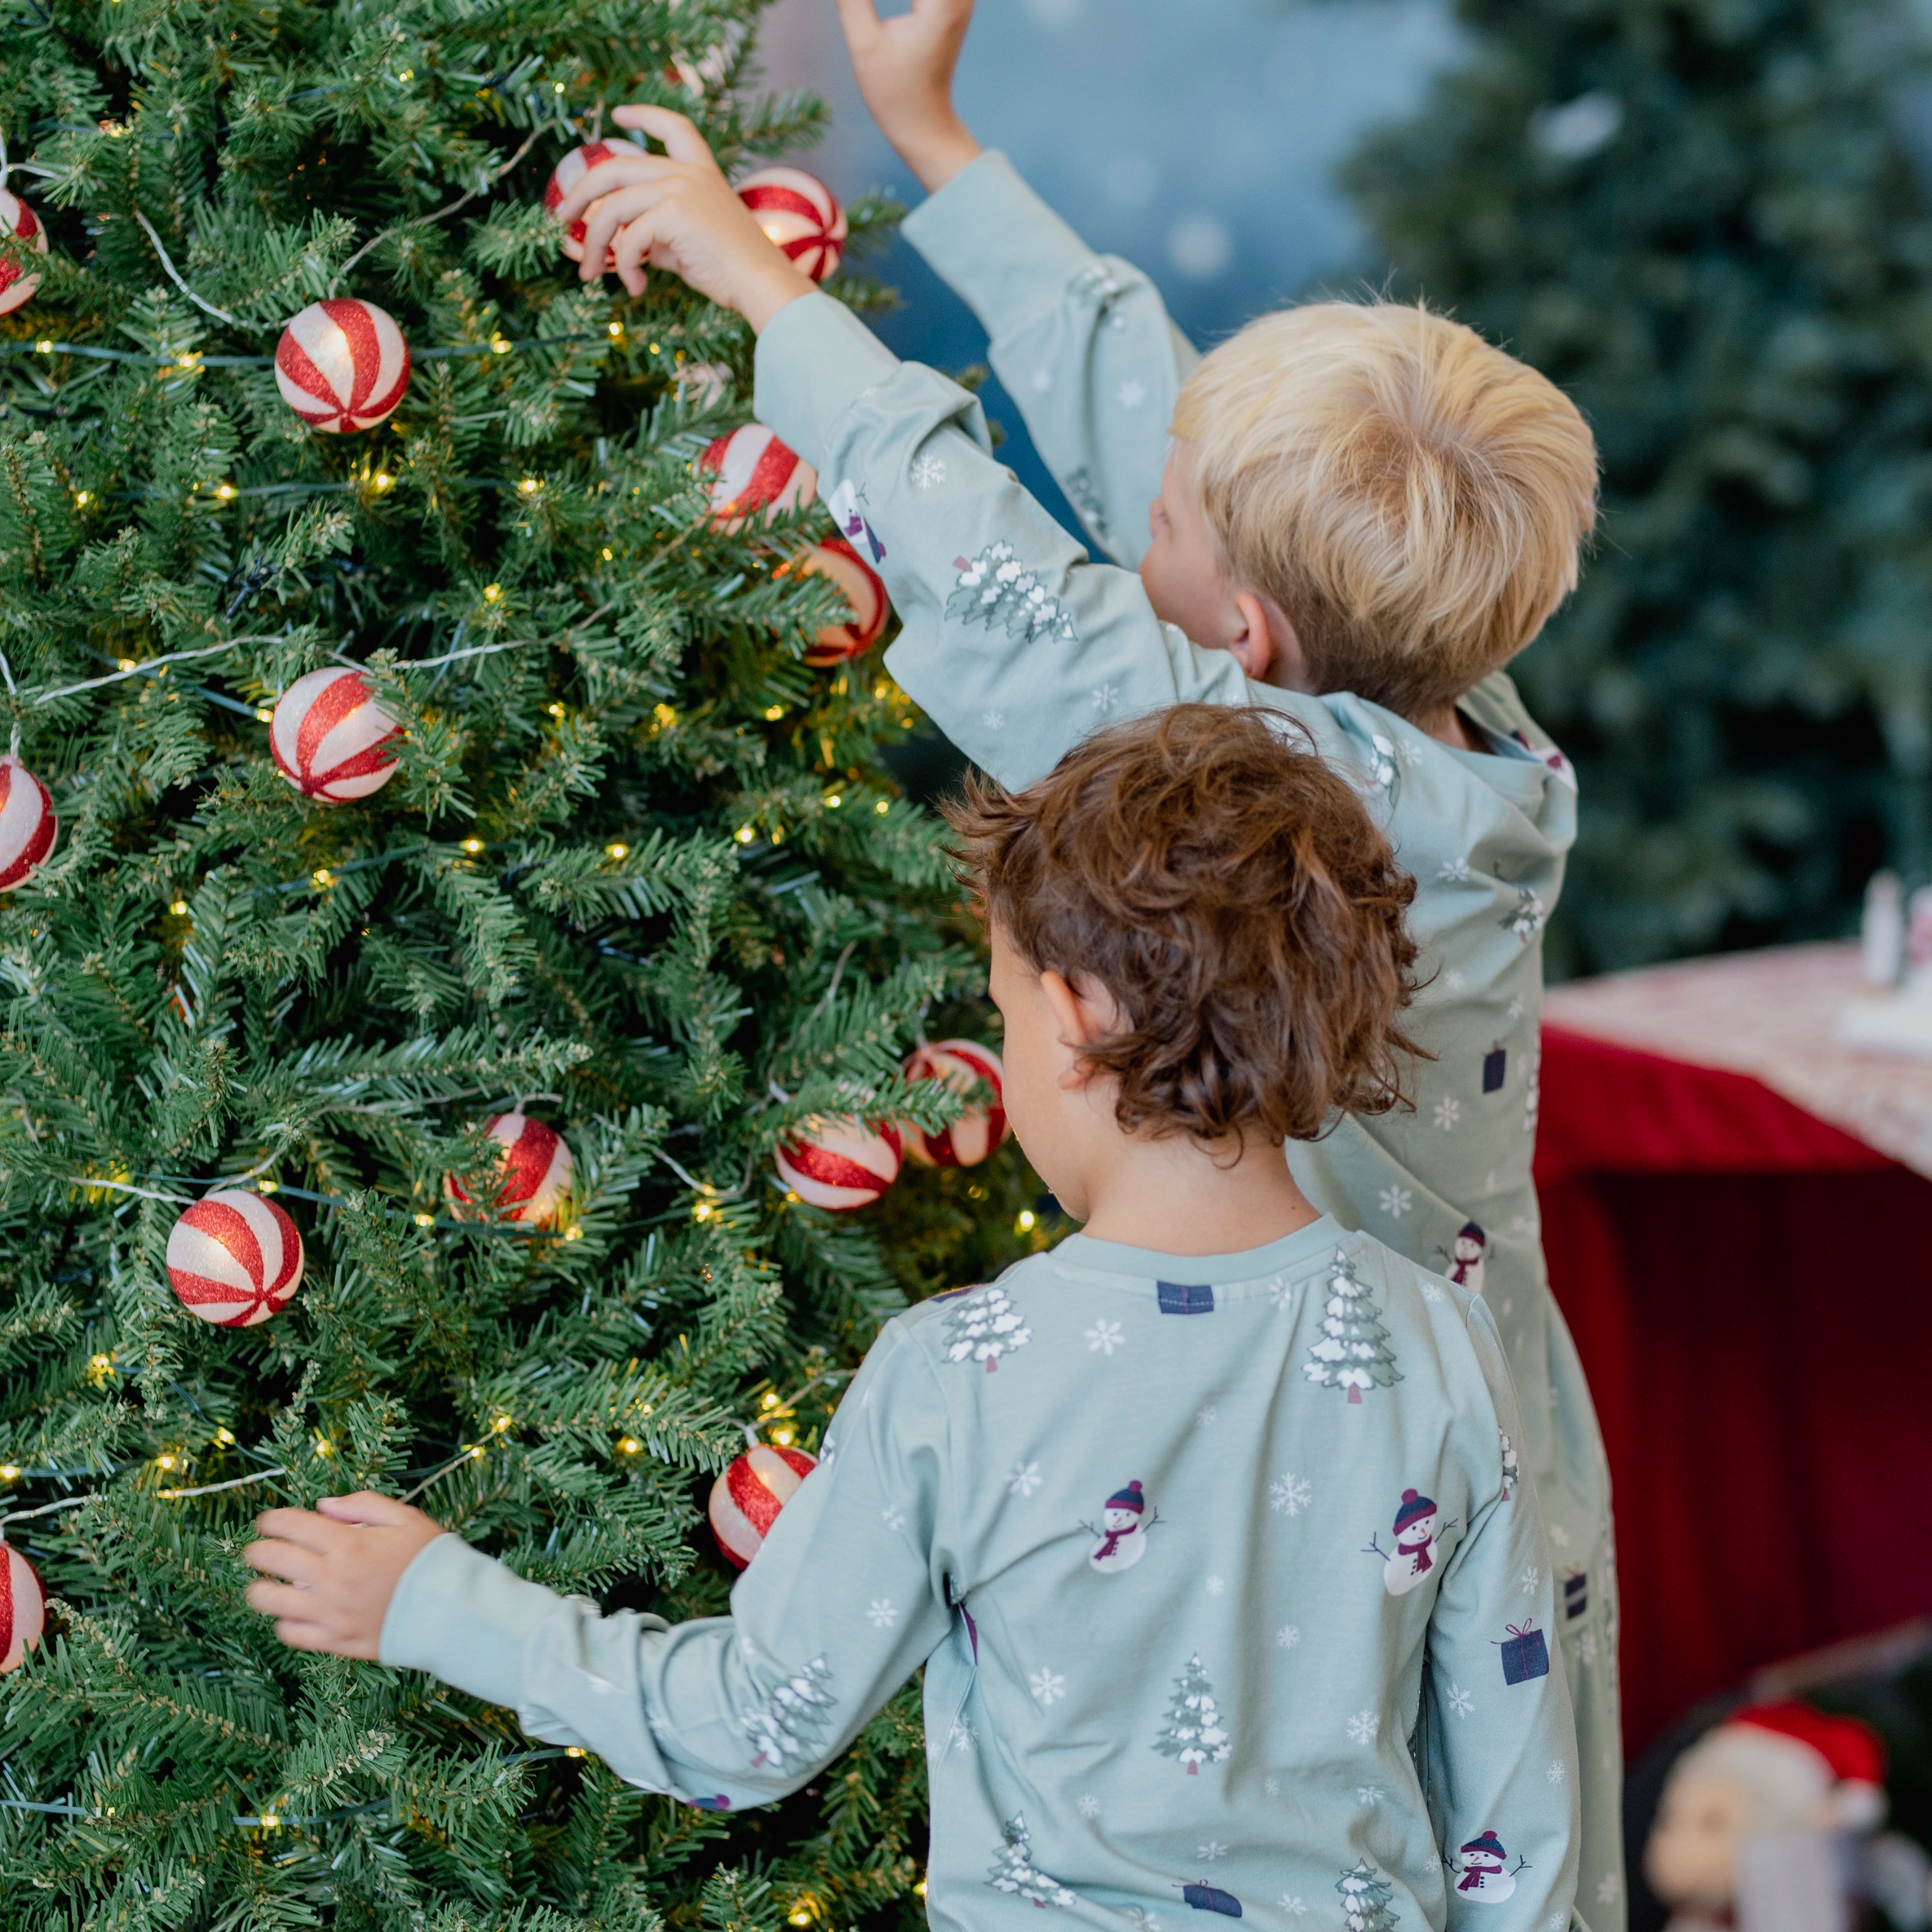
1411, 701, 1483, 754
1072, 1131, 1322, 1256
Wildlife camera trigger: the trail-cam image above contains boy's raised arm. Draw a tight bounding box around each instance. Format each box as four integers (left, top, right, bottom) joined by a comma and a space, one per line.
837, 0, 1191, 566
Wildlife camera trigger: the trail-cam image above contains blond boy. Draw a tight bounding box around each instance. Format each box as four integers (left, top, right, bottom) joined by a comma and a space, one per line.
542, 13, 1619, 1918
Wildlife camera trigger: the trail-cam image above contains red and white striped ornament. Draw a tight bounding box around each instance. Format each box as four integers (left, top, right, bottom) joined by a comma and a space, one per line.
269, 667, 402, 804
901, 1040, 1009, 1169
775, 1116, 901, 1210
274, 298, 412, 434
166, 1190, 305, 1328
0, 189, 49, 318
736, 167, 846, 283
0, 1541, 45, 1674
543, 136, 650, 267
0, 755, 56, 892
696, 424, 816, 530
445, 1112, 576, 1227
794, 537, 889, 667
708, 1443, 816, 1569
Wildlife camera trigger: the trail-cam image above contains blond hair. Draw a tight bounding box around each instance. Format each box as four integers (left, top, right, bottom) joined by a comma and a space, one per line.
1170, 301, 1598, 719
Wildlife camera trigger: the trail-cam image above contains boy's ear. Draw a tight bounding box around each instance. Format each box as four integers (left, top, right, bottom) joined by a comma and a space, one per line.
1231, 593, 1311, 692
1041, 970, 1128, 1093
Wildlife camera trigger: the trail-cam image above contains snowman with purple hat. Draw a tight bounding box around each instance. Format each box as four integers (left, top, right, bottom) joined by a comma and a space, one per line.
1368, 1488, 1444, 1598
1453, 1828, 1518, 1903
1084, 1479, 1158, 1574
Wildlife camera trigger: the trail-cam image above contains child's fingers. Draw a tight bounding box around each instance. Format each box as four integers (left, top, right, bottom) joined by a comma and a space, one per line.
252, 1506, 343, 1553
832, 0, 886, 49
608, 210, 677, 298
241, 1536, 328, 1585
611, 104, 720, 171
550, 153, 679, 228
244, 1576, 314, 1620
314, 1491, 421, 1528
577, 183, 677, 288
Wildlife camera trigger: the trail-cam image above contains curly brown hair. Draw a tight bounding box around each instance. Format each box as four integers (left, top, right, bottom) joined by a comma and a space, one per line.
945, 705, 1421, 1146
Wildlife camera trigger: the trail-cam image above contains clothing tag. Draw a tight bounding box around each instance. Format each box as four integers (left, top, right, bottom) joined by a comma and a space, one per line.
828, 479, 886, 563
1156, 1281, 1215, 1315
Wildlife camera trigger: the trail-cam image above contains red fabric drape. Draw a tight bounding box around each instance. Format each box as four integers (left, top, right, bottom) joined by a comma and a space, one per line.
1536, 1027, 1932, 1755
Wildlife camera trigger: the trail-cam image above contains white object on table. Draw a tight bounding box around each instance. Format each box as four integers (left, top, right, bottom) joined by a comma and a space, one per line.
1862, 872, 1903, 988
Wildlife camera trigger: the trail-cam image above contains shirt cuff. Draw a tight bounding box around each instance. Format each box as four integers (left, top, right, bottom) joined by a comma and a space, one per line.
378, 1532, 558, 1706
900, 150, 1099, 333
753, 292, 903, 475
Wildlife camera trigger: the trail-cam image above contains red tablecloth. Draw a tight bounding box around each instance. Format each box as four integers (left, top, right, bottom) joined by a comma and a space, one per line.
1536, 1023, 1932, 1755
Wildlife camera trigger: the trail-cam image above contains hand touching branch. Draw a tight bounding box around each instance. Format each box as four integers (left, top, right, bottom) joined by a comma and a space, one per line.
243, 1492, 445, 1657
833, 0, 983, 192
546, 105, 818, 332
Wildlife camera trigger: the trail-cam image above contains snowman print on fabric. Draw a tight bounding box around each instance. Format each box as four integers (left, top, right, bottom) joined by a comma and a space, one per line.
1364, 1488, 1454, 1597
1443, 1222, 1487, 1298
1081, 1479, 1160, 1574
1453, 1829, 1524, 1903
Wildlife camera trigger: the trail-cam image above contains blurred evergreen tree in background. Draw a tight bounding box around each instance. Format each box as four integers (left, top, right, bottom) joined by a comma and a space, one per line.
1348, 0, 1932, 972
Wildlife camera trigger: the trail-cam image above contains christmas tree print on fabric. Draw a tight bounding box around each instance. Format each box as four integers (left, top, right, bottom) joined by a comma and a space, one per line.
946, 543, 1080, 646
745, 1656, 837, 1770
944, 1282, 1032, 1372
1153, 1653, 1231, 1773
1453, 1829, 1522, 1904
1304, 1249, 1402, 1403
988, 1814, 1079, 1908
1337, 1862, 1400, 1932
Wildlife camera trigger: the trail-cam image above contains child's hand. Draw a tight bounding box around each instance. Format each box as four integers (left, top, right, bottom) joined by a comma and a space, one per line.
547, 104, 817, 330
834, 0, 982, 192
242, 1492, 445, 1658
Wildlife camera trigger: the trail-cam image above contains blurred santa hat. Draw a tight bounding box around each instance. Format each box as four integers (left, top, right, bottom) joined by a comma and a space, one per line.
1674, 1700, 1888, 1833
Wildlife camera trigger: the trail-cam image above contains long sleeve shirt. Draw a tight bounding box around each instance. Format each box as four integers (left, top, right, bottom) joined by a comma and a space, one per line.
382, 1219, 1581, 1932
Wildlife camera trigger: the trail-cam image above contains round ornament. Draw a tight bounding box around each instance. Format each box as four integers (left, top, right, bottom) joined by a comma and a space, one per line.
901, 1040, 1009, 1169
696, 424, 816, 530
794, 537, 888, 667
0, 1541, 45, 1674
543, 136, 650, 267
274, 298, 413, 434
269, 667, 403, 804
444, 1112, 576, 1227
775, 1116, 901, 1210
708, 1443, 817, 1569
166, 1189, 305, 1327
0, 189, 49, 318
736, 167, 846, 283
0, 754, 56, 892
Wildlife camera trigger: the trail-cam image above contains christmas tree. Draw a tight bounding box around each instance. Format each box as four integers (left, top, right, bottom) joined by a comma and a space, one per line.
1303, 1249, 1401, 1403
1152, 1651, 1231, 1775
941, 1280, 1032, 1371
988, 1813, 1078, 1909
1346, 0, 1932, 970
1337, 1860, 1400, 1932
0, 4, 1033, 1928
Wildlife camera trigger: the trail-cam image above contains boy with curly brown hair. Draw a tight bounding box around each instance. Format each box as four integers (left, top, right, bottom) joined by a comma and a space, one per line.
246, 708, 1580, 1932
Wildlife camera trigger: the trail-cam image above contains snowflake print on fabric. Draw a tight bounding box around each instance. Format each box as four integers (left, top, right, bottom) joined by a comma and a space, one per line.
1205, 1575, 1225, 1597
1271, 1471, 1313, 1517
1438, 856, 1471, 882
1078, 1794, 1101, 1819
1267, 1273, 1296, 1311
1346, 1709, 1380, 1746
1119, 379, 1148, 409
1378, 1185, 1413, 1218
866, 1599, 897, 1629
1087, 1318, 1125, 1355
1578, 1629, 1598, 1667
1153, 1653, 1231, 1774
1357, 1787, 1383, 1807
1501, 886, 1547, 944
1266, 1779, 1280, 1797
1444, 969, 1467, 992
910, 453, 947, 490
1093, 683, 1121, 712
1276, 1625, 1302, 1650
881, 1505, 906, 1532
1434, 1097, 1461, 1130
1598, 1873, 1624, 1906
1029, 1667, 1068, 1706
1199, 1842, 1229, 1863
1549, 1524, 1571, 1548
1508, 993, 1527, 1021
948, 1718, 979, 1755
1547, 1759, 1567, 1784
1337, 1861, 1400, 1932
745, 1656, 836, 1770
1303, 1249, 1403, 1403
1196, 1404, 1218, 1430
1448, 1682, 1474, 1718
1520, 1564, 1542, 1594
1280, 1899, 1308, 1918
1420, 1282, 1446, 1304
983, 710, 1006, 731
945, 1283, 1032, 1373
947, 543, 1078, 648
1063, 466, 1115, 547
988, 1815, 1079, 1909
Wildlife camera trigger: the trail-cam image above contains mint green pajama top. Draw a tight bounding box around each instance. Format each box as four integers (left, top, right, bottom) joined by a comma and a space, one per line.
382, 1222, 1581, 1932
747, 152, 1625, 1932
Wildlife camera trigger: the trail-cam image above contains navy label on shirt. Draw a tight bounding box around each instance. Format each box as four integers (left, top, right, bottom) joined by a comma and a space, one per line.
1156, 1281, 1215, 1315
1564, 1571, 1589, 1620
